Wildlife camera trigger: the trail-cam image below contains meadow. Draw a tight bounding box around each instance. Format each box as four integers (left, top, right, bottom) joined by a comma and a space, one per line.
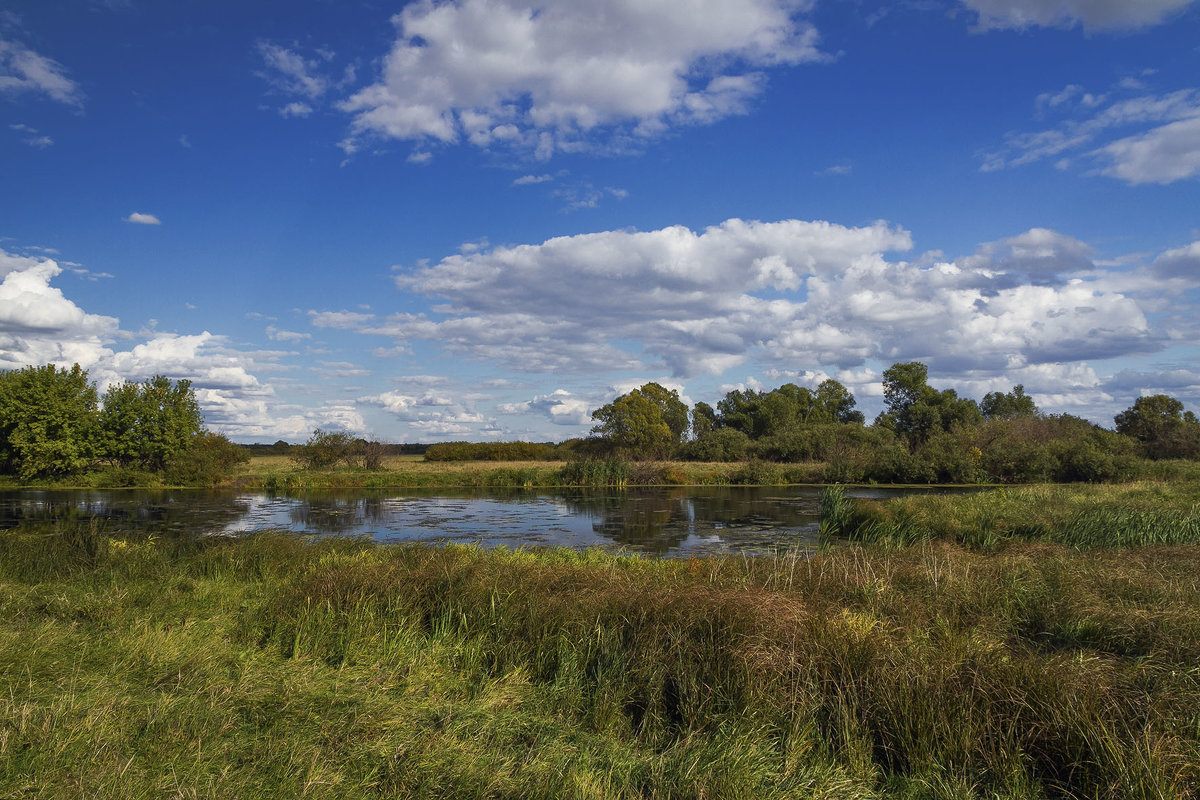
3, 483, 1200, 799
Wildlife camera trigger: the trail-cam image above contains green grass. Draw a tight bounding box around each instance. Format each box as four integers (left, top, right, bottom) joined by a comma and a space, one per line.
836, 481, 1200, 550
3, 522, 1200, 798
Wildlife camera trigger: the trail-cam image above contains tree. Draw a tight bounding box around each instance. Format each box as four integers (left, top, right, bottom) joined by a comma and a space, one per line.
1115, 394, 1200, 459
815, 379, 864, 424
590, 385, 679, 458
716, 389, 761, 436
876, 362, 981, 448
100, 375, 204, 470
981, 385, 1037, 420
691, 401, 717, 439
636, 383, 689, 446
0, 363, 100, 479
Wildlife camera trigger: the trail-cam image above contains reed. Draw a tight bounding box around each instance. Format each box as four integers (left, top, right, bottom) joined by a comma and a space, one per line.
3, 522, 1199, 798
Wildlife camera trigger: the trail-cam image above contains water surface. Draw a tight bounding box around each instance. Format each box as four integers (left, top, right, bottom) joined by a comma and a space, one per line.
0, 486, 959, 557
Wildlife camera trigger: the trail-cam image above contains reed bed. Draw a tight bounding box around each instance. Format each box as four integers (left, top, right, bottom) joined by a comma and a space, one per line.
2, 519, 1199, 798
836, 481, 1200, 550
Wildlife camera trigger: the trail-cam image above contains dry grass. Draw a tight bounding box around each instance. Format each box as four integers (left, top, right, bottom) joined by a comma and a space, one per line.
3, 522, 1200, 798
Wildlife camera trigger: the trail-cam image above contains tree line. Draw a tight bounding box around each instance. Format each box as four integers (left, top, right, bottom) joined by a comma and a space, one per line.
0, 363, 246, 483
589, 362, 1200, 483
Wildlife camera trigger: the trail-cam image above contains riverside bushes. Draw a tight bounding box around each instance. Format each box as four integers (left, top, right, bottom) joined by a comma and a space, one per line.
2, 522, 1199, 798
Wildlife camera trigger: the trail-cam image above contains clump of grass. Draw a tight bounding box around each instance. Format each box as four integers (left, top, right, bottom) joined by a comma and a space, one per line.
838, 482, 1200, 550
557, 457, 631, 487
3, 522, 1200, 798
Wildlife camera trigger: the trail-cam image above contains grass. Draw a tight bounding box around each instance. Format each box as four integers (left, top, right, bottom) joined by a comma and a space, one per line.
836, 481, 1200, 550
3, 520, 1200, 798
221, 456, 831, 491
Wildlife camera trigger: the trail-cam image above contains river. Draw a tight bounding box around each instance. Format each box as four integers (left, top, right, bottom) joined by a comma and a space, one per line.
0, 486, 964, 557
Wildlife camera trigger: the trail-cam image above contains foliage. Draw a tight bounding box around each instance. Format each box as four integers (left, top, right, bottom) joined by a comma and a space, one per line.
690, 401, 717, 438
1115, 394, 1200, 459
0, 363, 100, 479
589, 383, 686, 459
291, 429, 357, 469
981, 384, 1038, 419
100, 375, 204, 471
164, 430, 250, 485
679, 427, 751, 461
424, 440, 560, 462
875, 361, 982, 448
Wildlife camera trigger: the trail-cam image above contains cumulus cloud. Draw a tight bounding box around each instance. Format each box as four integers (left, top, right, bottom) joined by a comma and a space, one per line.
961, 0, 1196, 30
359, 388, 487, 437
0, 249, 118, 370
0, 37, 82, 106
124, 212, 162, 225
1150, 241, 1200, 281
306, 219, 1160, 387
0, 247, 346, 441
498, 389, 594, 426
337, 0, 824, 157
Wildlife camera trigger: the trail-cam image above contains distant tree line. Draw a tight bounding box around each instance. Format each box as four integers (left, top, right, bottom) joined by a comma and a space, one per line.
0, 363, 246, 483
587, 363, 1200, 483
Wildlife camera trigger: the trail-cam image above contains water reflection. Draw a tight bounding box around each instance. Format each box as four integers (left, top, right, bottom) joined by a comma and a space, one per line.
0, 486, 967, 557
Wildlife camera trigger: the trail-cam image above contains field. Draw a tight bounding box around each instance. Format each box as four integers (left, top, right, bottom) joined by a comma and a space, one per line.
3, 484, 1200, 798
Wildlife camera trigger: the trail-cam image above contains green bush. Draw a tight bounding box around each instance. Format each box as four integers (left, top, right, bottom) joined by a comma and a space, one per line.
165, 431, 250, 485
679, 428, 751, 462
424, 441, 559, 462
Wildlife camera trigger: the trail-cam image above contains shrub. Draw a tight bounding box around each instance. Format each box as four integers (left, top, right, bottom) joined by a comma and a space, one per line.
165, 431, 250, 485
679, 428, 751, 462
291, 429, 355, 469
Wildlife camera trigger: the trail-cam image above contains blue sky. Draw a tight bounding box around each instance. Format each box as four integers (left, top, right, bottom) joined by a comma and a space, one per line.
2, 0, 1199, 442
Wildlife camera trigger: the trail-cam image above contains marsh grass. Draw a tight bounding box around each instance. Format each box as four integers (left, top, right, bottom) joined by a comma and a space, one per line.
3, 521, 1200, 798
839, 481, 1200, 550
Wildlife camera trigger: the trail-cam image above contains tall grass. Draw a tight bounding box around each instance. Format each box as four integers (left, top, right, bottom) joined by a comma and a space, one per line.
3, 522, 1200, 798
837, 482, 1200, 550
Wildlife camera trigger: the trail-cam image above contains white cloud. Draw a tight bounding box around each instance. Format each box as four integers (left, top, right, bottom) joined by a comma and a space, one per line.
1150, 240, 1200, 280
498, 389, 593, 425
359, 389, 487, 438
279, 101, 314, 118
0, 249, 118, 370
257, 42, 331, 101
338, 0, 824, 157
513, 173, 553, 185
1094, 116, 1200, 184
983, 87, 1200, 184
961, 0, 1196, 30
266, 326, 312, 342
306, 218, 1163, 386
124, 212, 162, 225
0, 37, 82, 106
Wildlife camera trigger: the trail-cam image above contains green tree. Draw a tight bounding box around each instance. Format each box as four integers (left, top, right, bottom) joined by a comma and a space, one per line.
716, 389, 761, 436
636, 383, 689, 446
691, 401, 717, 439
1115, 394, 1200, 459
0, 363, 100, 479
981, 385, 1037, 420
590, 386, 677, 458
100, 375, 204, 471
815, 379, 864, 424
876, 362, 981, 448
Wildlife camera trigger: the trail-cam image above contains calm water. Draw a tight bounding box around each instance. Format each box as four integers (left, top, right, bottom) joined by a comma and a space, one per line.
0, 486, 956, 557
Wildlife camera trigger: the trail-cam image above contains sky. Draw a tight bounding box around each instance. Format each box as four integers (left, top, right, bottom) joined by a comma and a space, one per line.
2, 0, 1199, 443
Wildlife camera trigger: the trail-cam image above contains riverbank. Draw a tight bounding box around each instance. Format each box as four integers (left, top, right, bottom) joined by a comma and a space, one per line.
3, 510, 1199, 798
6, 453, 1199, 491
